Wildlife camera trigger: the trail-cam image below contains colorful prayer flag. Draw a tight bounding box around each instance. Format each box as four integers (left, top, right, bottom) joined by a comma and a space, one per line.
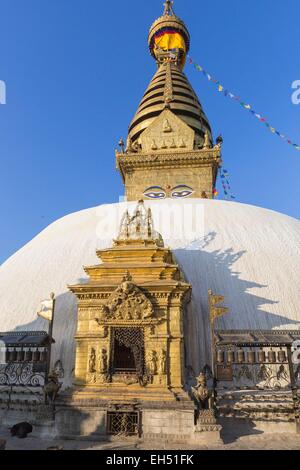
188, 57, 299, 153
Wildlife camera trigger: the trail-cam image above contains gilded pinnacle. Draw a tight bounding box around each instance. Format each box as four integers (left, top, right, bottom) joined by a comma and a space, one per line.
163, 0, 175, 16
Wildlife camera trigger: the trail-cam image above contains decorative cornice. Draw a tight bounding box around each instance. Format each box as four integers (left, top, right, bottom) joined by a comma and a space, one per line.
117, 148, 221, 172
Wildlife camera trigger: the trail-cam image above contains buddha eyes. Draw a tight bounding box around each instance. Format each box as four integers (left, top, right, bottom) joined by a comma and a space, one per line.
143, 185, 194, 199
144, 191, 166, 199
172, 189, 194, 198
144, 187, 166, 199
171, 185, 194, 198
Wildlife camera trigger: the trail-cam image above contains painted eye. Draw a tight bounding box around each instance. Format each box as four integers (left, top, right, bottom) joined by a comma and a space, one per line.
143, 187, 166, 199
171, 185, 194, 198
144, 192, 166, 199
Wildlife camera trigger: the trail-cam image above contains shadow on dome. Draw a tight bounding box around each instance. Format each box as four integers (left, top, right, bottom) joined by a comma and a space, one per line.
12, 290, 78, 388
175, 231, 300, 376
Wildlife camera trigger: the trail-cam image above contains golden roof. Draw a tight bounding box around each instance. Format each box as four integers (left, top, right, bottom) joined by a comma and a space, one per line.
128, 61, 212, 147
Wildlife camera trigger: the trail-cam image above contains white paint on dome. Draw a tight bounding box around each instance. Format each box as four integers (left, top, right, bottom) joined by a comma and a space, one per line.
0, 199, 299, 387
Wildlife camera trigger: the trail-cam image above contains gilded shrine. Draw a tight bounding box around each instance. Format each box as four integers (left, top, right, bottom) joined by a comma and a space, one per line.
69, 201, 191, 402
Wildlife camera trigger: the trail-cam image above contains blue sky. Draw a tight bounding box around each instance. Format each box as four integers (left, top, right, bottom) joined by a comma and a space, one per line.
0, 0, 299, 264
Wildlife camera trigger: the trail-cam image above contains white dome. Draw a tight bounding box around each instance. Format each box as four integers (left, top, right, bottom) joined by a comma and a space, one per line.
1, 199, 300, 387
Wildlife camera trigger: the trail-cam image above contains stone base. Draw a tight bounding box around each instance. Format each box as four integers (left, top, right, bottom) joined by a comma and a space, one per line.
53, 400, 196, 442
142, 407, 195, 443
34, 404, 55, 423
193, 430, 222, 445
192, 409, 223, 444
217, 389, 299, 434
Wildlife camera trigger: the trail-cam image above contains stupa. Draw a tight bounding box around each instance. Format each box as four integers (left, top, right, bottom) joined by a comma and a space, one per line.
0, 1, 300, 444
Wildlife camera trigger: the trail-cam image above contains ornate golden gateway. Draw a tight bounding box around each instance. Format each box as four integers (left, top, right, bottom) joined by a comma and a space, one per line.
69, 201, 191, 401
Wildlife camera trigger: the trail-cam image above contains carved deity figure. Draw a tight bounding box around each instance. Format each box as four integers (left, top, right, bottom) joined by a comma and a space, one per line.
158, 349, 167, 375
99, 348, 108, 374
147, 350, 158, 375
88, 348, 96, 373
163, 119, 172, 133
105, 273, 154, 321
191, 372, 214, 410
44, 371, 62, 404
151, 140, 158, 150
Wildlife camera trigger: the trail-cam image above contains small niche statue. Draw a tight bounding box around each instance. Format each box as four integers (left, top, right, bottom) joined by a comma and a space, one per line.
158, 349, 167, 375
88, 348, 96, 373
163, 119, 172, 133
99, 348, 108, 374
147, 351, 158, 375
191, 372, 215, 410
44, 371, 62, 404
203, 131, 211, 149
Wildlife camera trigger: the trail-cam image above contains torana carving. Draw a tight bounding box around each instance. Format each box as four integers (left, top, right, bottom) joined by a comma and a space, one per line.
97, 273, 154, 322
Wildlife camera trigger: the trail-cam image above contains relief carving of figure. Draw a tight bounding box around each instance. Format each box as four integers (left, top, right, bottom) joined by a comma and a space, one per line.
158, 349, 167, 375
99, 348, 108, 374
147, 351, 158, 376
163, 119, 172, 133
105, 273, 154, 321
88, 348, 96, 374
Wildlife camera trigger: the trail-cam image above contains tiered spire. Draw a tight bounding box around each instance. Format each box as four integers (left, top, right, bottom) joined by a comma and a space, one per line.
116, 1, 221, 201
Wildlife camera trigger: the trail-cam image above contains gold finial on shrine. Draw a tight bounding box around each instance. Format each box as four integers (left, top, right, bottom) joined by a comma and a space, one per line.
163, 0, 175, 16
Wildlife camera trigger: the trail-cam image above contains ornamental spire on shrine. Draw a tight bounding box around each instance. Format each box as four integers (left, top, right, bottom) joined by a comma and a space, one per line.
116, 2, 222, 201
163, 0, 175, 16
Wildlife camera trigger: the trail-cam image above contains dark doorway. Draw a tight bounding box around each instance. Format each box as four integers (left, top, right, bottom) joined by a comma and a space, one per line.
110, 328, 145, 377
113, 339, 136, 373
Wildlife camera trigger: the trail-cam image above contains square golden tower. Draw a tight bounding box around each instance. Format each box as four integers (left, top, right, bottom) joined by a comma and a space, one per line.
65, 202, 196, 439
69, 202, 191, 400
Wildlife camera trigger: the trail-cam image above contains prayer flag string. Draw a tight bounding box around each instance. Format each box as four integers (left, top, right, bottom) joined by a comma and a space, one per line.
187, 55, 300, 152
220, 167, 236, 200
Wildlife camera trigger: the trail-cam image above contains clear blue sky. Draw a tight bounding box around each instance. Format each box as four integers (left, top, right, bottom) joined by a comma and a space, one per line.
0, 0, 299, 264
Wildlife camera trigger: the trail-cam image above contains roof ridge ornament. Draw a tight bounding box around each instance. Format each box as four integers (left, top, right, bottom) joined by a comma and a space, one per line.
117, 200, 157, 241
163, 0, 175, 16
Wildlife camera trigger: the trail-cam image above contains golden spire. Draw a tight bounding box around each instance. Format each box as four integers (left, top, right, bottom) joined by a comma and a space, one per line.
126, 2, 212, 150
163, 0, 175, 16
148, 2, 190, 68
